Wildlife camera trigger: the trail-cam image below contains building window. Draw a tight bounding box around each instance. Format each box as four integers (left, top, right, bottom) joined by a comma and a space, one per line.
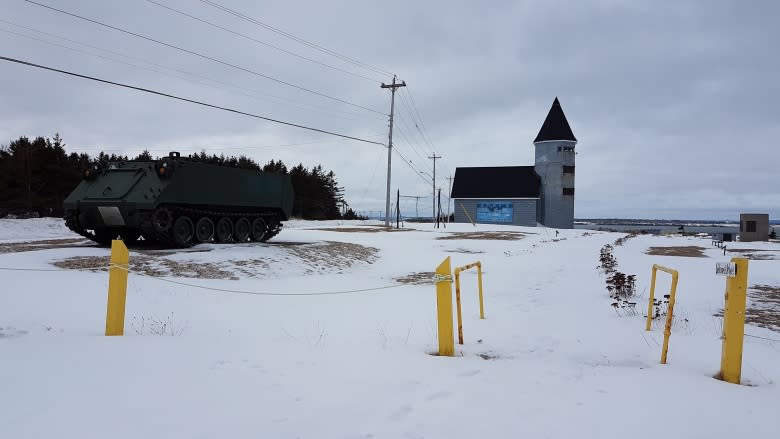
557, 146, 575, 152
746, 221, 757, 233
563, 165, 575, 174
562, 188, 574, 196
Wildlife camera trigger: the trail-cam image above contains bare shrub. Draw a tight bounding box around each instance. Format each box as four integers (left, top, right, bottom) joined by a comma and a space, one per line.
131, 312, 188, 336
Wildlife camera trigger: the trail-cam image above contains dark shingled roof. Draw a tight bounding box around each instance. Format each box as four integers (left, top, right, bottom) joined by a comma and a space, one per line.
533, 97, 577, 143
450, 166, 540, 199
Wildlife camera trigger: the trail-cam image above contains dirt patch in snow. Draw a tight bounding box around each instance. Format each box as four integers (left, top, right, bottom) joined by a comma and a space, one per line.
726, 249, 780, 260
52, 255, 238, 280
284, 241, 379, 273
395, 272, 435, 285
645, 246, 707, 257
0, 238, 90, 254
436, 231, 526, 241
714, 284, 780, 332
51, 240, 379, 279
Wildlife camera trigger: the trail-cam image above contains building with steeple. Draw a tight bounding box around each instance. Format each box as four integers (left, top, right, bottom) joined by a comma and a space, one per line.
450, 97, 577, 228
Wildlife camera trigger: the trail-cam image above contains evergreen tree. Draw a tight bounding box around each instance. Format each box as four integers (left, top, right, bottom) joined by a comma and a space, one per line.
0, 135, 353, 220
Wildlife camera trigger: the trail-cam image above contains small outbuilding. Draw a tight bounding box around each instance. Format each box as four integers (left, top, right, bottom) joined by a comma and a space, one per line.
450, 166, 540, 226
712, 232, 736, 242
739, 213, 770, 242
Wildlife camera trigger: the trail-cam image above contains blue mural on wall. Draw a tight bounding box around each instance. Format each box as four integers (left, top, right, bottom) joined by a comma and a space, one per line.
476, 201, 513, 223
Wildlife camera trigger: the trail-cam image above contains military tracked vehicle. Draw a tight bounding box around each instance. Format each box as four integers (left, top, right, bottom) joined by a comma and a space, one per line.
63, 152, 294, 247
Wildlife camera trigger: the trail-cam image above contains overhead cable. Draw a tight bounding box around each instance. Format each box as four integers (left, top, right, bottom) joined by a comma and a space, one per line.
0, 55, 385, 146
198, 0, 392, 78
143, 0, 378, 83
22, 0, 385, 115
0, 19, 382, 122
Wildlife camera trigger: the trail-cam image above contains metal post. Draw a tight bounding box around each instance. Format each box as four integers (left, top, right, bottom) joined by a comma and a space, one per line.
435, 257, 454, 356
436, 188, 441, 228
451, 261, 485, 345
720, 257, 749, 384
660, 271, 679, 364
396, 189, 400, 228
381, 76, 406, 227
477, 262, 485, 319
446, 176, 454, 223
105, 240, 129, 336
646, 266, 658, 331
454, 267, 464, 345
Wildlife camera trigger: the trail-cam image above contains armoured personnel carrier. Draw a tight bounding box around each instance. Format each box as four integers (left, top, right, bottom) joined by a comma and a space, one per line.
63, 152, 294, 247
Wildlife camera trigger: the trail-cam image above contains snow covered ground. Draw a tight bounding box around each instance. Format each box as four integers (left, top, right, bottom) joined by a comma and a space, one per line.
1, 219, 779, 438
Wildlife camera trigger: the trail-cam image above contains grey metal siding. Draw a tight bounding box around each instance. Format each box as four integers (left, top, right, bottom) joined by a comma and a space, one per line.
534, 140, 575, 229
453, 199, 537, 227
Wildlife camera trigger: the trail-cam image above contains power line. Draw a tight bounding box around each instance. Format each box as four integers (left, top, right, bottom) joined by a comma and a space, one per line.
355, 147, 386, 207
0, 19, 382, 123
69, 139, 356, 154
392, 144, 431, 186
0, 55, 385, 146
394, 112, 434, 166
22, 0, 385, 115
143, 0, 378, 83
198, 0, 392, 78
403, 87, 438, 151
397, 91, 435, 155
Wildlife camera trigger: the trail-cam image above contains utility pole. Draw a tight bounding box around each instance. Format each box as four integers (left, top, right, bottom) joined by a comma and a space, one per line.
428, 153, 441, 223
396, 189, 400, 228
446, 176, 454, 223
400, 195, 425, 218
381, 75, 406, 226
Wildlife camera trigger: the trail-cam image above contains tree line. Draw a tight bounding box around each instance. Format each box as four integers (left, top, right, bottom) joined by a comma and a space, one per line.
0, 134, 363, 220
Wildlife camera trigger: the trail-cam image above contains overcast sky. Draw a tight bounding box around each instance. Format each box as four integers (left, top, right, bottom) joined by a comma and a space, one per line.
1, 0, 778, 220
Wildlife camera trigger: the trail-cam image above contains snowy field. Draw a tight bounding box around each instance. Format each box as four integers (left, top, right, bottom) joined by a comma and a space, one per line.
1, 218, 779, 438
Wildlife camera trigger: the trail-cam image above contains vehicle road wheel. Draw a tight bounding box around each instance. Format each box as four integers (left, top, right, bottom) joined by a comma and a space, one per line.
172, 216, 194, 247
215, 217, 233, 243
234, 217, 251, 242
152, 208, 173, 232
250, 218, 267, 242
195, 217, 215, 243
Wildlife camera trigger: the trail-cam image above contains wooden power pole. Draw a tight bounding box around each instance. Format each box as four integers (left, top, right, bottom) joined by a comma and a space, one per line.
381, 75, 406, 226
428, 153, 441, 223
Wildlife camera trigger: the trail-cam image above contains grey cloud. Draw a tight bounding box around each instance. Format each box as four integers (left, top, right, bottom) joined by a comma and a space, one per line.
1, 0, 778, 219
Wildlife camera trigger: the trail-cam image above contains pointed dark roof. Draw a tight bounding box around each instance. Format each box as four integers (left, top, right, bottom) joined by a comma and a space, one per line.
450, 166, 540, 199
533, 97, 577, 143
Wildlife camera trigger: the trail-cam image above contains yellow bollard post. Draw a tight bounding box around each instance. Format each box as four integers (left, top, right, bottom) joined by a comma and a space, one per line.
454, 267, 464, 345
660, 271, 679, 364
435, 257, 455, 356
719, 257, 749, 384
477, 262, 485, 319
105, 239, 129, 336
645, 265, 658, 331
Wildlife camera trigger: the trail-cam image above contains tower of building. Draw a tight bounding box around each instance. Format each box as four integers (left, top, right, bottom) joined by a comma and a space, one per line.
533, 97, 577, 228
